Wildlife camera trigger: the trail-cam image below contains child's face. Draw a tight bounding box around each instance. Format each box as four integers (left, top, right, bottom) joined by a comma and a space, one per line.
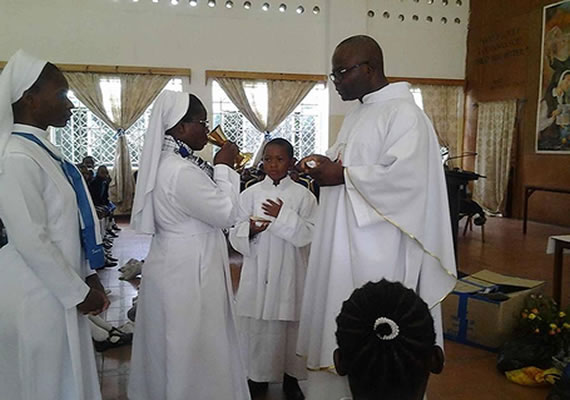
262, 144, 293, 182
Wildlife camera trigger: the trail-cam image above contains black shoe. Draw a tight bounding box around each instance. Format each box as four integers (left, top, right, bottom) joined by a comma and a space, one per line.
106, 230, 119, 238
103, 261, 118, 268
103, 243, 112, 250
93, 328, 132, 352
106, 255, 118, 262
248, 380, 268, 398
111, 224, 122, 232
283, 374, 304, 400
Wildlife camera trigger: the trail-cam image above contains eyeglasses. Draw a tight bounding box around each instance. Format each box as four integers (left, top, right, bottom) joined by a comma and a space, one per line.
329, 62, 369, 82
187, 119, 210, 129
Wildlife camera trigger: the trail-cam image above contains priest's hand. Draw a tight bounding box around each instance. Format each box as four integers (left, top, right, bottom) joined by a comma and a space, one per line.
77, 288, 109, 316
262, 198, 283, 218
249, 219, 270, 238
297, 155, 344, 186
214, 142, 239, 168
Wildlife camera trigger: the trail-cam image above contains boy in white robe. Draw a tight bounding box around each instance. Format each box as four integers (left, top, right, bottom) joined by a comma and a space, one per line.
296, 35, 457, 399
230, 138, 318, 400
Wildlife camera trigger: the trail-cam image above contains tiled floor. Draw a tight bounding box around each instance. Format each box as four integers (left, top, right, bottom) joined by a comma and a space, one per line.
96, 216, 569, 399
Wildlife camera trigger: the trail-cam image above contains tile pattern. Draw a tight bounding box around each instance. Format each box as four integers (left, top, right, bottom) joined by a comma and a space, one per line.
95, 216, 568, 399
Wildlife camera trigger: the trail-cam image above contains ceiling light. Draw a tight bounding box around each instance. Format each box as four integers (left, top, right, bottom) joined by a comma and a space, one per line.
262, 2, 269, 11
152, 0, 159, 3
279, 3, 286, 12
243, 1, 251, 8
171, 0, 179, 4
226, 0, 233, 7
189, 0, 198, 5
312, 5, 320, 14
208, 0, 215, 6
296, 5, 304, 14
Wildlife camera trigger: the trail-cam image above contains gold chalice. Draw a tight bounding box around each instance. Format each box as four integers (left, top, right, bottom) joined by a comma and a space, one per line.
208, 125, 253, 170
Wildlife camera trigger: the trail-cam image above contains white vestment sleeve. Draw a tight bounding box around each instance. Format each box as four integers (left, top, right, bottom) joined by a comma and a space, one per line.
267, 192, 317, 247
344, 110, 429, 233
0, 154, 90, 309
228, 190, 254, 257
173, 163, 241, 228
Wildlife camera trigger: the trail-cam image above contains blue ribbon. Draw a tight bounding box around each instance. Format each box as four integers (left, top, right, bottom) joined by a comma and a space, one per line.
12, 132, 105, 269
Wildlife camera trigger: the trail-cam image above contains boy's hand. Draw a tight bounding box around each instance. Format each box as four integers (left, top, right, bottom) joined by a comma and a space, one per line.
249, 219, 270, 238
262, 198, 283, 218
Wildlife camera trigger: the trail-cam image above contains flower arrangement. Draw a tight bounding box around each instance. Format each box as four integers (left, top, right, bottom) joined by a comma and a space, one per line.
518, 293, 570, 357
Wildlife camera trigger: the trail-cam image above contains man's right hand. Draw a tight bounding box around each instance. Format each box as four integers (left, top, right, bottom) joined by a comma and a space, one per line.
77, 288, 108, 315
214, 142, 239, 168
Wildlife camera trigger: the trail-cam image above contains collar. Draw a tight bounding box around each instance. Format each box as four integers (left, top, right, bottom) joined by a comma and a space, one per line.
12, 123, 63, 156
361, 82, 413, 104
261, 174, 293, 189
13, 123, 49, 139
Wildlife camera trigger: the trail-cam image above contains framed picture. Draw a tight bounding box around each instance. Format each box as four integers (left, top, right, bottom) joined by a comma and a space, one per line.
537, 0, 570, 153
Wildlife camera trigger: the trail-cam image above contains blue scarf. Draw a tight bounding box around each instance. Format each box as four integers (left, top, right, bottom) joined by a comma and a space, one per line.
12, 132, 105, 270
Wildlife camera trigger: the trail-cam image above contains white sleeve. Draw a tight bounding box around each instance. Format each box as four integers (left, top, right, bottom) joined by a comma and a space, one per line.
344, 109, 431, 230
173, 163, 241, 228
228, 190, 254, 256
267, 191, 318, 247
0, 153, 90, 309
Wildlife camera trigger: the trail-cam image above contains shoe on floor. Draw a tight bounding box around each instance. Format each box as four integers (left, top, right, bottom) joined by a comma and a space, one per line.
93, 328, 132, 352
283, 374, 305, 400
248, 380, 268, 398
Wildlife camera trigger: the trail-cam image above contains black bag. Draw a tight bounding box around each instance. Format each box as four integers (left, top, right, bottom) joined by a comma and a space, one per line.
497, 337, 556, 372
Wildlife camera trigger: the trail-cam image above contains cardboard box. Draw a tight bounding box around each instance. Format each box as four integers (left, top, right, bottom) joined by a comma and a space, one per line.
442, 270, 545, 351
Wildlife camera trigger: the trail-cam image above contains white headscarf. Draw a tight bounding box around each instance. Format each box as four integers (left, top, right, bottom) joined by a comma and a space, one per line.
130, 91, 189, 234
0, 50, 47, 174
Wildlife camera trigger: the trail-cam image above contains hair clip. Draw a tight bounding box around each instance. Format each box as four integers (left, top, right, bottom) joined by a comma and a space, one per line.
373, 317, 400, 341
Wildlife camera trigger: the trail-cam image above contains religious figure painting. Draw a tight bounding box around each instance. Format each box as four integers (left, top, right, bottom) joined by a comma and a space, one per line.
537, 0, 570, 153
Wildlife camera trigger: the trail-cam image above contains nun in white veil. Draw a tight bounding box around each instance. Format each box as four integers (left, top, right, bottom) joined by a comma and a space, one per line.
0, 50, 105, 400
128, 91, 251, 400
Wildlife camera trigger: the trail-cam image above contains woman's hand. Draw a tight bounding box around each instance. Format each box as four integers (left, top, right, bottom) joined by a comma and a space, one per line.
214, 142, 239, 168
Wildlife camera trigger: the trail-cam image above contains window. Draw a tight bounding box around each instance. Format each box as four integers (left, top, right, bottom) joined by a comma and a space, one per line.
51, 78, 183, 167
211, 80, 328, 162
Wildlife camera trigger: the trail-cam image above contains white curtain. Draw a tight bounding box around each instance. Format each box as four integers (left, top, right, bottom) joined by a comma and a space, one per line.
64, 72, 170, 214
414, 84, 465, 168
472, 100, 517, 214
215, 77, 317, 164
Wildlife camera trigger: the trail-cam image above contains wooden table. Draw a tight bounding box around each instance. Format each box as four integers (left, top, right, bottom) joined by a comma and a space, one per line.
523, 185, 570, 234
547, 235, 570, 305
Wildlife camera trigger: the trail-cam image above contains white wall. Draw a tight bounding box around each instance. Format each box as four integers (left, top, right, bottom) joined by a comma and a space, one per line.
0, 0, 469, 137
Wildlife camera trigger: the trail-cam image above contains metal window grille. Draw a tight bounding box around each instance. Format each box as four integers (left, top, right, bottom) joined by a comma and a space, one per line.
212, 81, 326, 163
51, 78, 182, 167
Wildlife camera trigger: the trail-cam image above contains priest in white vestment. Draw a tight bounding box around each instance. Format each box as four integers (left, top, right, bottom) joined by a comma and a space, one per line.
296, 35, 457, 399
0, 50, 108, 400
128, 91, 251, 400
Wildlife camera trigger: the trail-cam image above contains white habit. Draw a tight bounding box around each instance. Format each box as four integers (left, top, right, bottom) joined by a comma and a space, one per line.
230, 176, 317, 381
0, 124, 101, 400
128, 91, 250, 400
0, 50, 101, 400
297, 82, 457, 395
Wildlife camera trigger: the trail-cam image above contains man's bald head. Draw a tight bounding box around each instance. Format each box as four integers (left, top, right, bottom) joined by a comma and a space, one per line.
331, 35, 388, 101
336, 35, 385, 78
